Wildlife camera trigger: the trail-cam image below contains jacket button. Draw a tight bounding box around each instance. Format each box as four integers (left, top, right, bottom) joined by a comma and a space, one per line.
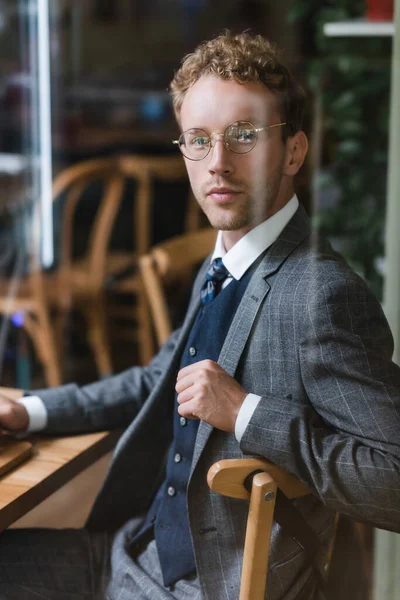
174, 453, 182, 463
179, 417, 187, 426
167, 486, 176, 497
189, 346, 197, 356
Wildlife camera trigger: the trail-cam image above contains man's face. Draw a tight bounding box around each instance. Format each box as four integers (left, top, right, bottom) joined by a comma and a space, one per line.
179, 75, 293, 246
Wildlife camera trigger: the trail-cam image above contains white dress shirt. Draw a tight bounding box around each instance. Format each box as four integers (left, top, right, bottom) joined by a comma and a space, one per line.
19, 195, 299, 440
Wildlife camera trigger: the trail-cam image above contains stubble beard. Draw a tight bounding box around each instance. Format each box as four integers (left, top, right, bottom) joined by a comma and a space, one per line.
198, 175, 283, 232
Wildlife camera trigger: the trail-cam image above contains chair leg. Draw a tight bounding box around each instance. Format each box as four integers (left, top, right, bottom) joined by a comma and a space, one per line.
52, 308, 68, 367
136, 286, 155, 366
83, 297, 113, 377
24, 311, 62, 387
240, 472, 278, 600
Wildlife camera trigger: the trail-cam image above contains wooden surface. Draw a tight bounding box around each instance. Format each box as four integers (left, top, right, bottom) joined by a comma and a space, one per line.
0, 438, 33, 477
0, 387, 118, 532
11, 452, 112, 529
0, 387, 22, 400
0, 429, 118, 532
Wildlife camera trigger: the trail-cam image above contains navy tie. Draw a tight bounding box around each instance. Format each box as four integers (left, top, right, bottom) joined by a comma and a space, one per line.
200, 258, 231, 304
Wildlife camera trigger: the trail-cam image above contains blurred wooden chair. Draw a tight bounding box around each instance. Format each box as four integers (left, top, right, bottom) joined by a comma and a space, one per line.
104, 154, 201, 366
52, 154, 198, 377
0, 156, 123, 386
51, 156, 124, 378
0, 155, 199, 384
208, 458, 337, 600
139, 227, 217, 352
0, 266, 61, 387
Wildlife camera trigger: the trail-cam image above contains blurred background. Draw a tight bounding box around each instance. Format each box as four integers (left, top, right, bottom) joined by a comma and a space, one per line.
0, 1, 398, 595
0, 0, 395, 384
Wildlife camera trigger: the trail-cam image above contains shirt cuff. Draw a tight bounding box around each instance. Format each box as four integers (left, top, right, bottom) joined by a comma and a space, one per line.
235, 393, 262, 442
17, 395, 48, 432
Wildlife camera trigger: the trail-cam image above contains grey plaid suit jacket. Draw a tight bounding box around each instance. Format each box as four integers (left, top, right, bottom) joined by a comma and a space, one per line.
36, 204, 400, 600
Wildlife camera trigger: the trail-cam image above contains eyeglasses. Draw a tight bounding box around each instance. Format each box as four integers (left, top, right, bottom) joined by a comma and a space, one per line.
172, 120, 287, 161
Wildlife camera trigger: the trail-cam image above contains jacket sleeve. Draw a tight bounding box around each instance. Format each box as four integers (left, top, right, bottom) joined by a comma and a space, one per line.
31, 327, 182, 434
239, 276, 400, 532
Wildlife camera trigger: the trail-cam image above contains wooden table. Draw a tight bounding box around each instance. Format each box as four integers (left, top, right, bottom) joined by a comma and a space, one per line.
0, 387, 119, 532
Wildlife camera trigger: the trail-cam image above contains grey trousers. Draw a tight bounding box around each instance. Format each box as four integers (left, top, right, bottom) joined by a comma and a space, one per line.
0, 524, 201, 600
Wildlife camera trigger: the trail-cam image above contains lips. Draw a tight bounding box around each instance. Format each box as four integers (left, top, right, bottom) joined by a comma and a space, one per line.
206, 187, 243, 204
207, 187, 240, 195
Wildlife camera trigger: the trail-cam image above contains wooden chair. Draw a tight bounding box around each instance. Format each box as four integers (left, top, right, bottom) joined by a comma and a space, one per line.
208, 458, 336, 600
104, 154, 201, 366
138, 227, 217, 352
0, 157, 126, 386
52, 154, 198, 376
50, 156, 124, 378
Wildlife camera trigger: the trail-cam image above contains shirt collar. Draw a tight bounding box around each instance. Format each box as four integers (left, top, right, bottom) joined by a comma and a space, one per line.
211, 194, 299, 280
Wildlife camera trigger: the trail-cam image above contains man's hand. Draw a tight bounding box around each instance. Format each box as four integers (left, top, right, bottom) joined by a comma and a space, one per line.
175, 360, 247, 432
0, 394, 29, 433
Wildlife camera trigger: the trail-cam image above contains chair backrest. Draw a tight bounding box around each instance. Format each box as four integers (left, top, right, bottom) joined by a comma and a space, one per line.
52, 157, 124, 290
118, 155, 201, 255
139, 227, 217, 347
208, 458, 341, 600
53, 154, 196, 290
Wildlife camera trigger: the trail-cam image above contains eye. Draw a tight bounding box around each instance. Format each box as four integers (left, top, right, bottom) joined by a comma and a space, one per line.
235, 128, 256, 144
190, 135, 209, 147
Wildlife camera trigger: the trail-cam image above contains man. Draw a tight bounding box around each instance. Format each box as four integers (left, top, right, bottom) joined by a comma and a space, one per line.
0, 31, 400, 600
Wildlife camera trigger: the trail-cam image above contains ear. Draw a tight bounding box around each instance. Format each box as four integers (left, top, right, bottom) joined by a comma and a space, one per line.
283, 131, 308, 176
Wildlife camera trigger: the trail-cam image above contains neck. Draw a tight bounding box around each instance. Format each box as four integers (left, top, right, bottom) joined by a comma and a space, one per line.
221, 188, 296, 252
221, 229, 249, 252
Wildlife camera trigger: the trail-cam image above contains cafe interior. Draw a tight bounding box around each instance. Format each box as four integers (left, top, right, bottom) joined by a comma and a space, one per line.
0, 0, 398, 598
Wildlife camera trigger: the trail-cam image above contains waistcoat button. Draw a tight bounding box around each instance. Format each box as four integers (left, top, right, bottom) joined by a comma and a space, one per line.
174, 453, 182, 463
167, 486, 176, 497
179, 417, 187, 426
189, 346, 197, 356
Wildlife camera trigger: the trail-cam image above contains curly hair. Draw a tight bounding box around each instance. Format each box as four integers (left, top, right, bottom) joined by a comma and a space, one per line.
170, 31, 306, 140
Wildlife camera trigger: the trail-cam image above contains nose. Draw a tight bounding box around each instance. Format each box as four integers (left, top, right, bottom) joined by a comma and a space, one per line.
207, 135, 234, 176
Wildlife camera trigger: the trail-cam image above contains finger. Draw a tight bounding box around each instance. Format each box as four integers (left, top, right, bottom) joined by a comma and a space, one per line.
176, 363, 202, 381
176, 359, 215, 380
177, 401, 199, 419
175, 372, 199, 394
176, 387, 196, 405
175, 364, 214, 392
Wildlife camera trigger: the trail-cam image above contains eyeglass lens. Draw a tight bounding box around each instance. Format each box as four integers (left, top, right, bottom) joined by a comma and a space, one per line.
179, 121, 257, 160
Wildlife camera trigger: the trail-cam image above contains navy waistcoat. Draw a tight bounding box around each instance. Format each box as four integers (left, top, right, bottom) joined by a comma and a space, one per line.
130, 259, 258, 587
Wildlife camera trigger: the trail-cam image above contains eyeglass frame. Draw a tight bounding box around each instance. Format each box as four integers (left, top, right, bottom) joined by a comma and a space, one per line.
172, 120, 288, 161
